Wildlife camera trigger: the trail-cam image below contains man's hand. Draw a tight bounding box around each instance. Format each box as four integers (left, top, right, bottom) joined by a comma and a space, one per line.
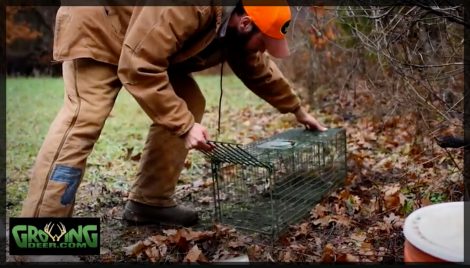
183, 123, 214, 152
294, 107, 328, 131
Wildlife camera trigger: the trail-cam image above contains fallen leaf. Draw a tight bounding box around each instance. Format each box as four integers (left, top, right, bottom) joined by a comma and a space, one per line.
360, 242, 375, 256
373, 157, 394, 172
143, 239, 153, 247
383, 185, 400, 196
338, 189, 351, 200
175, 236, 189, 251
313, 215, 331, 227
184, 245, 208, 263
144, 246, 161, 262
289, 243, 307, 253
214, 224, 236, 237
163, 229, 177, 236
331, 215, 351, 226
336, 253, 360, 262
282, 249, 295, 262
184, 245, 200, 262
149, 235, 168, 245
123, 241, 146, 257
182, 229, 215, 242
163, 229, 190, 250
321, 243, 335, 263
399, 193, 406, 206
350, 232, 367, 242
311, 204, 328, 218
384, 191, 401, 211
295, 222, 309, 237
159, 244, 168, 258
247, 245, 262, 261
198, 196, 212, 204
420, 197, 432, 207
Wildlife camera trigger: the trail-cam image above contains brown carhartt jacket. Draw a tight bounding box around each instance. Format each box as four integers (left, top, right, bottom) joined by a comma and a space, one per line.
53, 4, 301, 136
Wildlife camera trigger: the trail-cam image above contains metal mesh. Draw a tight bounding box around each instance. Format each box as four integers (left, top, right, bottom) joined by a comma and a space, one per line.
203, 128, 347, 238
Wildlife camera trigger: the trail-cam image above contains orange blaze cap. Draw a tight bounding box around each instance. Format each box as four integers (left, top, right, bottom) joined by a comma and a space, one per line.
242, 0, 292, 58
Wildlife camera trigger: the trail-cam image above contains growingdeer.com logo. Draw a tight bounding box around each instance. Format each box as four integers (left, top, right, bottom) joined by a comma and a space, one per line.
9, 218, 100, 255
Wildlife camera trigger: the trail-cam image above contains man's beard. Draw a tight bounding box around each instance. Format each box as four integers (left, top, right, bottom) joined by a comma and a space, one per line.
223, 26, 258, 53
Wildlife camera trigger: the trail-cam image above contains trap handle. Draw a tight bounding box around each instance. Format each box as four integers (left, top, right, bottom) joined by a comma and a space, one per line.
202, 141, 271, 168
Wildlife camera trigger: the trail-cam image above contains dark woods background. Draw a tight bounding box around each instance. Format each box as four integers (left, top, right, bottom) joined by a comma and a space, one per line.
6, 6, 60, 76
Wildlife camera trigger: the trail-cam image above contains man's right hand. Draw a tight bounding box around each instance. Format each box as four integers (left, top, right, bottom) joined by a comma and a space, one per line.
183, 123, 214, 152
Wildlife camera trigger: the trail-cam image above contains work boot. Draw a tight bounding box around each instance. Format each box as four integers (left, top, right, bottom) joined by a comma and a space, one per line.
122, 200, 198, 227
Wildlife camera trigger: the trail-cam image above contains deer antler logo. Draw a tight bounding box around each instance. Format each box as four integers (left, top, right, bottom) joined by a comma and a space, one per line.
43, 222, 67, 242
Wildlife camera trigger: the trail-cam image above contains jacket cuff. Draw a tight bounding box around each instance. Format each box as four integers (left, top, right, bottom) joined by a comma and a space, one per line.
290, 105, 302, 114
277, 100, 302, 114
175, 116, 195, 137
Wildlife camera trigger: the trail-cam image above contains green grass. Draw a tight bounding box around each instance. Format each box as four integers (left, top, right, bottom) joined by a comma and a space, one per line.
6, 74, 266, 216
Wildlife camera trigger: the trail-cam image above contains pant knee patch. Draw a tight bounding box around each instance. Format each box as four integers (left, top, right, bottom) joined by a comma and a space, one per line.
50, 165, 82, 205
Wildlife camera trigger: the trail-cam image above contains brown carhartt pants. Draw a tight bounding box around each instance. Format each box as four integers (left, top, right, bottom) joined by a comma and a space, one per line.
20, 58, 205, 217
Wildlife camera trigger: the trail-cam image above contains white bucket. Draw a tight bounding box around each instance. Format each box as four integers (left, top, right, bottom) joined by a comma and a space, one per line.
403, 201, 464, 263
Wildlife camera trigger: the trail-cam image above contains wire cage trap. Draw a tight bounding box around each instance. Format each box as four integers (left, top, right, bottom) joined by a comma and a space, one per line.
203, 128, 347, 239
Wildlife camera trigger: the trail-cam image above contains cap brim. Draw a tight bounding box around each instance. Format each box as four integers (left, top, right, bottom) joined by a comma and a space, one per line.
263, 35, 290, 58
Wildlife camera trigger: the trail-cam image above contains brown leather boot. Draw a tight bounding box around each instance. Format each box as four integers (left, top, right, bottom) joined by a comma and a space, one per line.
122, 200, 198, 227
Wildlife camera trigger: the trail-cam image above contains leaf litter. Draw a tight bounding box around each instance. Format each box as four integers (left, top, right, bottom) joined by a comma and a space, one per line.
78, 82, 463, 263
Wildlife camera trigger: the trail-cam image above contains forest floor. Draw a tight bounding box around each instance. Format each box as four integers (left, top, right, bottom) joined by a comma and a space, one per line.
6, 75, 464, 263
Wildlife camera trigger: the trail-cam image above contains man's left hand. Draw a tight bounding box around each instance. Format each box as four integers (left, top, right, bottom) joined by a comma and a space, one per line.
293, 107, 328, 131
